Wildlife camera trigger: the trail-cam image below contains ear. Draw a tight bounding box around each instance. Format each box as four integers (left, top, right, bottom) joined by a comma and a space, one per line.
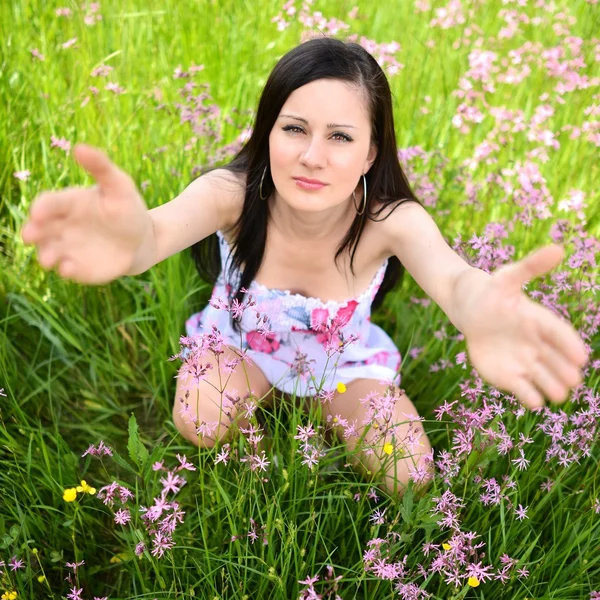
364, 143, 377, 175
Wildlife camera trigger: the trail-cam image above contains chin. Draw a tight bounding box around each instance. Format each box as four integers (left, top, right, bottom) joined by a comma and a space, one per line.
277, 185, 338, 211
287, 195, 335, 213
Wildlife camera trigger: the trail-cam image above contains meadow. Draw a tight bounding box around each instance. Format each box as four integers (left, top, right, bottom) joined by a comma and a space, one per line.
1, 0, 599, 598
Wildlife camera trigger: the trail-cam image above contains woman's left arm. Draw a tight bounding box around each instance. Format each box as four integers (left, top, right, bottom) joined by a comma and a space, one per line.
384, 202, 589, 410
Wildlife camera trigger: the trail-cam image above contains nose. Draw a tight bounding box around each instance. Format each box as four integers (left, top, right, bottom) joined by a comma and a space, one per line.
299, 137, 326, 170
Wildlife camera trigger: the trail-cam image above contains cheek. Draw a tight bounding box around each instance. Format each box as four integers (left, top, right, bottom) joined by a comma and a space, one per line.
269, 136, 295, 174
330, 154, 362, 179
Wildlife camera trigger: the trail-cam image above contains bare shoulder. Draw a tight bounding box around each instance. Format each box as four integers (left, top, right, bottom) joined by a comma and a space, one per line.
369, 199, 426, 256
201, 168, 246, 231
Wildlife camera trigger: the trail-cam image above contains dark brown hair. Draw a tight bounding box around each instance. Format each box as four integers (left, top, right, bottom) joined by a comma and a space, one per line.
191, 36, 422, 330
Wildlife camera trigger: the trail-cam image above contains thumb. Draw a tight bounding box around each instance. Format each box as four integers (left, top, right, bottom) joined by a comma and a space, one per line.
497, 244, 565, 288
73, 143, 133, 194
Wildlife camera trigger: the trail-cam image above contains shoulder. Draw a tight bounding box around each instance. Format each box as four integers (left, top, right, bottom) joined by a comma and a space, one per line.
202, 168, 246, 232
369, 199, 427, 256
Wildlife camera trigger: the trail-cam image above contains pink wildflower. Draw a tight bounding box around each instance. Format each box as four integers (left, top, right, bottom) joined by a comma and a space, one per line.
50, 135, 71, 152
67, 587, 83, 600
14, 170, 31, 181
370, 508, 386, 525
118, 485, 134, 503
215, 444, 231, 465
160, 471, 186, 495
176, 454, 196, 471
82, 440, 113, 458
114, 508, 131, 525
62, 37, 78, 49
514, 504, 528, 520
294, 423, 317, 443
151, 532, 174, 558
65, 560, 85, 571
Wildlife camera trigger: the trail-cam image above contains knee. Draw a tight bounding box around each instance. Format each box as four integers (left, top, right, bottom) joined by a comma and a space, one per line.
171, 381, 221, 449
172, 379, 250, 449
381, 432, 435, 498
409, 445, 435, 498
172, 399, 212, 448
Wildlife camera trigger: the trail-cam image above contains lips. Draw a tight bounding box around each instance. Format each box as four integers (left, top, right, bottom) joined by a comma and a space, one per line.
294, 177, 327, 191
293, 177, 327, 185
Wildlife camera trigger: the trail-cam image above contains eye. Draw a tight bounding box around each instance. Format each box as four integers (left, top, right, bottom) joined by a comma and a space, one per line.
282, 125, 352, 143
332, 132, 352, 143
282, 125, 304, 134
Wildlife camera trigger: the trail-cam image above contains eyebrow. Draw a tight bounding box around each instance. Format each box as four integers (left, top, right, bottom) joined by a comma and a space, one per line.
278, 114, 357, 129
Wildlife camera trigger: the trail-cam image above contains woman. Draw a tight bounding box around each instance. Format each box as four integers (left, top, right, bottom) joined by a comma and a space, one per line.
20, 37, 589, 496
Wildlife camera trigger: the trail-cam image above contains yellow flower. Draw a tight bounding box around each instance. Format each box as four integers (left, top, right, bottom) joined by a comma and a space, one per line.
2, 592, 18, 600
383, 443, 394, 455
336, 382, 347, 394
37, 575, 46, 583
442, 543, 451, 550
110, 551, 130, 564
63, 488, 77, 502
76, 480, 96, 495
467, 576, 480, 587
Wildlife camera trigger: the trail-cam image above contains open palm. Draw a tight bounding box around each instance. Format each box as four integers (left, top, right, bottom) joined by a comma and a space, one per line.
462, 245, 589, 410
21, 144, 151, 285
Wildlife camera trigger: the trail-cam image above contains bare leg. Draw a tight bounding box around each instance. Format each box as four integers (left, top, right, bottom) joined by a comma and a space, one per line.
172, 345, 274, 448
321, 379, 434, 496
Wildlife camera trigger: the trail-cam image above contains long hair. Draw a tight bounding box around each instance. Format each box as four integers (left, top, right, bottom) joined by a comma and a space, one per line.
191, 36, 422, 331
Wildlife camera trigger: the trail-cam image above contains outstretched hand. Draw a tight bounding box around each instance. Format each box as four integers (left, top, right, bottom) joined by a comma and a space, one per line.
21, 144, 151, 284
461, 244, 589, 410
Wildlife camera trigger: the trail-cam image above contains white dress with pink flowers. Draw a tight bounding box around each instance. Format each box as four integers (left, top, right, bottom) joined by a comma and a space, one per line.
183, 230, 402, 396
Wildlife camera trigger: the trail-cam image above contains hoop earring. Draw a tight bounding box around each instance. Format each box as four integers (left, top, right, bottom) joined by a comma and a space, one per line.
259, 165, 269, 200
352, 174, 367, 216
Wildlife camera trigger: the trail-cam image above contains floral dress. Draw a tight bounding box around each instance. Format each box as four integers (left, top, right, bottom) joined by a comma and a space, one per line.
184, 230, 402, 396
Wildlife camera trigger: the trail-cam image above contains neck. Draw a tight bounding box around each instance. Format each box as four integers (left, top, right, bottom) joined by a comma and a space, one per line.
268, 192, 356, 243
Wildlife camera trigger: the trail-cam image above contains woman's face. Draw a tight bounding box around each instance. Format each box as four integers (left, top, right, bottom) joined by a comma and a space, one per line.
268, 78, 377, 214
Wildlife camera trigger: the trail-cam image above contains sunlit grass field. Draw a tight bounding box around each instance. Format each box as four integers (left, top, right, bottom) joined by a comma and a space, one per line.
1, 0, 599, 598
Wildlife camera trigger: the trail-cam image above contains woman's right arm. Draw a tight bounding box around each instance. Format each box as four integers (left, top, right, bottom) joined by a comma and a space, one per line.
128, 167, 243, 276
20, 144, 243, 284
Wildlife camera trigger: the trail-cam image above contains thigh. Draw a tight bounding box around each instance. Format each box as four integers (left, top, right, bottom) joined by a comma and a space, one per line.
173, 344, 274, 446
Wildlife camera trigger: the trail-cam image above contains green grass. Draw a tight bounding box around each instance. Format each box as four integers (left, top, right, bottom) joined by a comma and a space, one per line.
1, 0, 599, 598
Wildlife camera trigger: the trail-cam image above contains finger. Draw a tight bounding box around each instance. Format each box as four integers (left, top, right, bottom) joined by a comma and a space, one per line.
57, 258, 77, 279
498, 245, 565, 289
512, 376, 545, 411
29, 190, 75, 223
22, 217, 65, 245
529, 359, 569, 404
538, 338, 584, 390
37, 240, 63, 271
73, 143, 133, 194
21, 222, 38, 245
540, 315, 589, 369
